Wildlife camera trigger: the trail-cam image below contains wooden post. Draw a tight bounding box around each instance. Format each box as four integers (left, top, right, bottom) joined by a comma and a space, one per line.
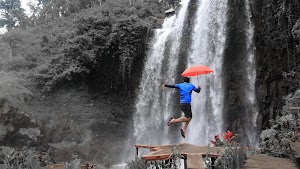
182, 155, 187, 169
184, 157, 187, 169
135, 146, 139, 158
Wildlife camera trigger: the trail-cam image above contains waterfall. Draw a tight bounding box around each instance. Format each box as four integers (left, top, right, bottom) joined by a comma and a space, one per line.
184, 0, 228, 144
134, 0, 190, 145
133, 0, 258, 147
244, 0, 258, 146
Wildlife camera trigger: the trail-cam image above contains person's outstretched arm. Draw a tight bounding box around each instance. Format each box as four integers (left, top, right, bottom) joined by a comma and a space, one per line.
193, 86, 201, 93
162, 84, 177, 88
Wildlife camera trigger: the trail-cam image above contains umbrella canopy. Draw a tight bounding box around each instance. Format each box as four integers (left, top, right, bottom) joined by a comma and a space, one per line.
181, 65, 213, 77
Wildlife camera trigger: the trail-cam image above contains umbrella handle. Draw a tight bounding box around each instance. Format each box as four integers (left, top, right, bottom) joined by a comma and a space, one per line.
197, 72, 199, 86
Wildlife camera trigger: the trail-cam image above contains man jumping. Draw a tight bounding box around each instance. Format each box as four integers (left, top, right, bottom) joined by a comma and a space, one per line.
162, 77, 201, 138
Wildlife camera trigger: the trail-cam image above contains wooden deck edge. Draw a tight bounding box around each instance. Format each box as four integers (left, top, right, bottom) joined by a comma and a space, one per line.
141, 152, 221, 161
290, 142, 300, 169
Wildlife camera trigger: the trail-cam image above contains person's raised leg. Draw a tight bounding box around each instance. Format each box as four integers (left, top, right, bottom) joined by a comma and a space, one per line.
182, 118, 191, 133
168, 116, 190, 125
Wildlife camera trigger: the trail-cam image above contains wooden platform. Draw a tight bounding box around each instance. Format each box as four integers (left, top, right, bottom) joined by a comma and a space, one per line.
290, 140, 300, 168
135, 143, 223, 169
244, 154, 297, 169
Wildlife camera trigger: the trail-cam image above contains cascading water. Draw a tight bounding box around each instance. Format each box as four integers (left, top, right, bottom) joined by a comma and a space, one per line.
244, 0, 258, 146
133, 0, 258, 147
185, 0, 228, 144
134, 0, 190, 145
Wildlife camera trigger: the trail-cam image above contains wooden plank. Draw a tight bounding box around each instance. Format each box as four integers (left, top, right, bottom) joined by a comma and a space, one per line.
43, 164, 96, 169
290, 107, 300, 110
142, 154, 171, 161
135, 144, 156, 149
138, 143, 223, 168
187, 154, 205, 169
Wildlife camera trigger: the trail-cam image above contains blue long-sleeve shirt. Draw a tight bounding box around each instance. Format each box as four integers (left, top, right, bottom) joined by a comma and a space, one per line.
165, 82, 200, 103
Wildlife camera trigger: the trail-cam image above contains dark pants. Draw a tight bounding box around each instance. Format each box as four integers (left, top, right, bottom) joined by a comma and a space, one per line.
180, 103, 192, 118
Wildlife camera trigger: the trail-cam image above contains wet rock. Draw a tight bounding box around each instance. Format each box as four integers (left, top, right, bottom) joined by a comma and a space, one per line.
0, 100, 41, 148
19, 128, 41, 142
253, 0, 300, 129
0, 124, 7, 140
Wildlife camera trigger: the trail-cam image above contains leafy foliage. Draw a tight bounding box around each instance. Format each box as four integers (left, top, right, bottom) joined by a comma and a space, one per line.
253, 0, 300, 92
0, 0, 28, 30
0, 71, 32, 109
259, 89, 300, 157
205, 141, 249, 169
0, 0, 164, 94
213, 143, 246, 169
0, 146, 42, 169
126, 157, 149, 169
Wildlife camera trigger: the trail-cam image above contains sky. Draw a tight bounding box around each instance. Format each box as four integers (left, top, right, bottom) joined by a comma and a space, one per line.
21, 0, 37, 15
0, 0, 35, 34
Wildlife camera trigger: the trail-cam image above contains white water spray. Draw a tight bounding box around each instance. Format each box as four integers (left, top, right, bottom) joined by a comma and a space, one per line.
133, 0, 257, 147
134, 0, 190, 145
244, 0, 258, 146
185, 0, 228, 144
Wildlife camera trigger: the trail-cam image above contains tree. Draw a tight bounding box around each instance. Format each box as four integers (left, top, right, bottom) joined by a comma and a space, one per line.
35, 0, 82, 22
0, 0, 27, 30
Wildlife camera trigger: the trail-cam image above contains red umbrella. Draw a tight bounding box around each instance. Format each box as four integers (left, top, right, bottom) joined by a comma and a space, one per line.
181, 65, 213, 77
182, 65, 213, 85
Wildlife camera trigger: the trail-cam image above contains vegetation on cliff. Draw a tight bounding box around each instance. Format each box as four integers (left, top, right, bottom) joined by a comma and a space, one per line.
252, 0, 300, 128
260, 89, 300, 157
0, 0, 166, 164
0, 0, 165, 99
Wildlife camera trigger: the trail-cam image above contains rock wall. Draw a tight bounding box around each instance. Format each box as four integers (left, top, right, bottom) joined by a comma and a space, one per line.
0, 99, 41, 148
221, 0, 300, 144
252, 0, 300, 128
222, 0, 255, 144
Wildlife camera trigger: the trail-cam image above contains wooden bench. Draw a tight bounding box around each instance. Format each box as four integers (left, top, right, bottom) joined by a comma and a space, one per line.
135, 143, 223, 169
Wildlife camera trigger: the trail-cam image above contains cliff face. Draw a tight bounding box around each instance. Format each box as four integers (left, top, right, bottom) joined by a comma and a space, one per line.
220, 0, 300, 144
252, 0, 300, 128
0, 2, 165, 164
222, 0, 250, 139
1, 0, 300, 163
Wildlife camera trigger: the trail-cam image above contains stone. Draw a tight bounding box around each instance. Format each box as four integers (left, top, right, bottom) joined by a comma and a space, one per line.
0, 124, 7, 140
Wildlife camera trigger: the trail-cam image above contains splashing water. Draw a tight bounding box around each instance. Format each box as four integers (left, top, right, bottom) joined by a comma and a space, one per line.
133, 0, 257, 147
184, 0, 228, 144
134, 0, 190, 145
244, 0, 258, 146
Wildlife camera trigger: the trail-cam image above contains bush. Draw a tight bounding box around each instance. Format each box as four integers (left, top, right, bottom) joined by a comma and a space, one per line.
0, 146, 42, 169
259, 89, 300, 157
205, 142, 247, 169
126, 157, 149, 169
0, 71, 32, 109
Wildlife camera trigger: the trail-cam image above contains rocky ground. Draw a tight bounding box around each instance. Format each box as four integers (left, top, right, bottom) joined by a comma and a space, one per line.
244, 140, 300, 169
244, 154, 297, 169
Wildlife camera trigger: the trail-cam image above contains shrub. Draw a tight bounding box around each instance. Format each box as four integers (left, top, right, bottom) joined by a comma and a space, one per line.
259, 89, 300, 157
0, 146, 42, 169
126, 157, 149, 169
0, 71, 32, 109
205, 142, 247, 169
